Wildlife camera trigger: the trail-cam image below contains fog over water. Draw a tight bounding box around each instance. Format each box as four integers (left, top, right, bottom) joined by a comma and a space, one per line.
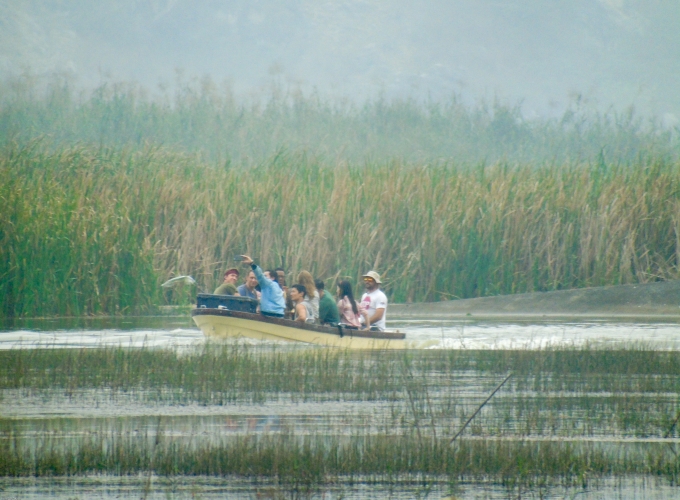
1, 0, 679, 121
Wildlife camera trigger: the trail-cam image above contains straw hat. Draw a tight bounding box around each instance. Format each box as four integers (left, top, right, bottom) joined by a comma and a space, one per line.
362, 271, 382, 284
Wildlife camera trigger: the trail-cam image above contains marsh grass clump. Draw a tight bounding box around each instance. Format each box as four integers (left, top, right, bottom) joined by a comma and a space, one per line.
3, 346, 680, 399
3, 345, 680, 444
3, 345, 680, 488
2, 430, 679, 487
3, 142, 680, 317
0, 344, 405, 403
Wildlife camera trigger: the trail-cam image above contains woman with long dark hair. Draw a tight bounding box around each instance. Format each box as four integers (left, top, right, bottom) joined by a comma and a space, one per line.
336, 280, 369, 328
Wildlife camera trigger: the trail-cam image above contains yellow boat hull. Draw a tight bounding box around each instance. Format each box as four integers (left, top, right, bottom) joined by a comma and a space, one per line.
192, 308, 407, 350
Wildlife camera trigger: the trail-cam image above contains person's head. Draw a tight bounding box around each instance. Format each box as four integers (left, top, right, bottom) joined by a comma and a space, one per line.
264, 269, 282, 289
297, 271, 317, 297
245, 271, 258, 290
289, 284, 306, 303
275, 267, 286, 287
337, 280, 354, 299
223, 268, 240, 284
362, 271, 381, 292
314, 279, 325, 296
337, 280, 358, 315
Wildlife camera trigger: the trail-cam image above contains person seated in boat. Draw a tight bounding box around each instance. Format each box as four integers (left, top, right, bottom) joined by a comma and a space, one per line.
239, 255, 286, 318
360, 271, 387, 331
237, 270, 259, 300
297, 270, 319, 321
336, 280, 370, 329
263, 270, 279, 287
315, 279, 340, 325
275, 267, 287, 292
213, 268, 239, 295
289, 284, 316, 323
276, 267, 295, 319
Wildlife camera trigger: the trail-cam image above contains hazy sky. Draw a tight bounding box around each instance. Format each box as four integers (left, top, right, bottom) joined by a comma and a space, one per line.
1, 0, 678, 122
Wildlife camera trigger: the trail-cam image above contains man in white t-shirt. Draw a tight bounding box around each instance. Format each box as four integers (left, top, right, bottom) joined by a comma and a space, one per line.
360, 271, 387, 331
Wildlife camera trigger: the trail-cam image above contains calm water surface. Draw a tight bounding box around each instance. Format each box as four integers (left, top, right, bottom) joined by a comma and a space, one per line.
1, 314, 678, 349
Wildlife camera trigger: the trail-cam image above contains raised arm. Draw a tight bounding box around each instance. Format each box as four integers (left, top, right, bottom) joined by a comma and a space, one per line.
240, 255, 272, 290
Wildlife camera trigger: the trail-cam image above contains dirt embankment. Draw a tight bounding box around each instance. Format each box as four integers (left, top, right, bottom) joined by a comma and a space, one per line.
392, 280, 680, 319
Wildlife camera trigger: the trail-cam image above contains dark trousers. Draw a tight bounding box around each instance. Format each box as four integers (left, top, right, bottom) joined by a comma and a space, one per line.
261, 311, 284, 319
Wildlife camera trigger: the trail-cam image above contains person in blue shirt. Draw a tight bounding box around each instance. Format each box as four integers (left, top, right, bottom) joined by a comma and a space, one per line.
240, 255, 286, 317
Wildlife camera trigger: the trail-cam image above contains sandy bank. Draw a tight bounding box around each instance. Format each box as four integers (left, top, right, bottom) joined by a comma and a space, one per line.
392, 280, 680, 319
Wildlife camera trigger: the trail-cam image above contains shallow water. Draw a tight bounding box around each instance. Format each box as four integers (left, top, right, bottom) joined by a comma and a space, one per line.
2, 314, 680, 498
1, 314, 679, 349
0, 475, 678, 499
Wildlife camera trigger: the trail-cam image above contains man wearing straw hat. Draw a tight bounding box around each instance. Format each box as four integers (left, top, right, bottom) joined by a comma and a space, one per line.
360, 271, 388, 331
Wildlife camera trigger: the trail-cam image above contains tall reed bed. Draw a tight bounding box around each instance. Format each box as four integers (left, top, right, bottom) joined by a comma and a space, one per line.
1, 75, 677, 165
2, 142, 680, 317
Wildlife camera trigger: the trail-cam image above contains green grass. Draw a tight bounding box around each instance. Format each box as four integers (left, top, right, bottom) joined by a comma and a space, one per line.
2, 141, 680, 317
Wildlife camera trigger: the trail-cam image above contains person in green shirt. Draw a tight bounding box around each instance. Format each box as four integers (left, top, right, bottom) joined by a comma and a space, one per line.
315, 279, 340, 325
214, 268, 240, 295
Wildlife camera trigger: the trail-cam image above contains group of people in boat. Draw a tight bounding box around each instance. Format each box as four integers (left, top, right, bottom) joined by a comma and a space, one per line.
213, 255, 387, 331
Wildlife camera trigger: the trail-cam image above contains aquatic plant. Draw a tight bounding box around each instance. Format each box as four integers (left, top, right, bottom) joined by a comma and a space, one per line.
2, 142, 680, 317
2, 429, 679, 486
3, 345, 680, 489
2, 345, 680, 439
4, 345, 680, 393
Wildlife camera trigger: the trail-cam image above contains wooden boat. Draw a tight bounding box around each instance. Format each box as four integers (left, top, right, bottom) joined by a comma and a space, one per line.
191, 293, 407, 349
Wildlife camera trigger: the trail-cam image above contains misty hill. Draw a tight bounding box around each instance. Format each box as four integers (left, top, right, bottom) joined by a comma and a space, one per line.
1, 0, 679, 121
